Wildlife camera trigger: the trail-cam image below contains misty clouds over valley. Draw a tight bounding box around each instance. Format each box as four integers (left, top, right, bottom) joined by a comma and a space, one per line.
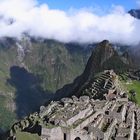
0, 0, 140, 45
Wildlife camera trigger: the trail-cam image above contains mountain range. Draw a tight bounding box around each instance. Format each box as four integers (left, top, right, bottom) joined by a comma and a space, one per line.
0, 37, 93, 133
0, 8, 140, 137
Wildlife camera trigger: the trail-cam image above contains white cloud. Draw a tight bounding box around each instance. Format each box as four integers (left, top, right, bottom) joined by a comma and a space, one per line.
0, 0, 139, 45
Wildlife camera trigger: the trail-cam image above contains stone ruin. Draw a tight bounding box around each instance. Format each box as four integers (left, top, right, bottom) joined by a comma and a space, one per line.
8, 70, 140, 140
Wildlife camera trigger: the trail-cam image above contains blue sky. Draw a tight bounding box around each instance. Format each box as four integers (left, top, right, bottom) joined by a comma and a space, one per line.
39, 0, 137, 11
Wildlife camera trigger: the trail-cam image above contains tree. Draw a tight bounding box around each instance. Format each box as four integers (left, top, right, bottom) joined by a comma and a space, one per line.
129, 89, 137, 103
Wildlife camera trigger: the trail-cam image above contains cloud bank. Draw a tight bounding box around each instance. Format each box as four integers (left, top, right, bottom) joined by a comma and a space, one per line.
0, 0, 140, 45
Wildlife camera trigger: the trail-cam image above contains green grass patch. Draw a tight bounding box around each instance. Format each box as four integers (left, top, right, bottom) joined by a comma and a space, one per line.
123, 80, 140, 105
16, 132, 41, 140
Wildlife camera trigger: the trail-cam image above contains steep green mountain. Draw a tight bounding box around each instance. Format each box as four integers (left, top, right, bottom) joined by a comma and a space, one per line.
82, 40, 131, 76
0, 37, 91, 133
22, 39, 91, 92
55, 40, 131, 99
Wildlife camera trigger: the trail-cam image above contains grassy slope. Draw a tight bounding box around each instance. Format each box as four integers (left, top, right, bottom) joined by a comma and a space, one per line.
124, 80, 140, 105
120, 74, 140, 105
16, 132, 41, 140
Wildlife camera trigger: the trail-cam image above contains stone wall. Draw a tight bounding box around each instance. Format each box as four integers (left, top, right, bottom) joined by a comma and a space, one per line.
74, 111, 103, 130
41, 127, 64, 140
66, 105, 93, 126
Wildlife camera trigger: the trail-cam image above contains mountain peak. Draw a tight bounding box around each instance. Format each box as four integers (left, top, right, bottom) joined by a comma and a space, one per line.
99, 40, 110, 46
128, 9, 140, 19
83, 40, 115, 78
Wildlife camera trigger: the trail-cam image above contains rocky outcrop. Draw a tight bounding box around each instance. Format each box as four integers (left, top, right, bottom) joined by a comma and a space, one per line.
82, 40, 130, 79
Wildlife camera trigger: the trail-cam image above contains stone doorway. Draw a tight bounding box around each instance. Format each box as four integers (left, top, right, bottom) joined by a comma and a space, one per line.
74, 137, 81, 140
64, 133, 67, 140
